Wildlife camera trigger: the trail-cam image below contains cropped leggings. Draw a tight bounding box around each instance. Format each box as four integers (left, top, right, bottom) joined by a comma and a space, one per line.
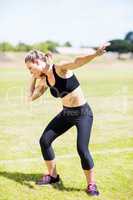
39, 102, 94, 170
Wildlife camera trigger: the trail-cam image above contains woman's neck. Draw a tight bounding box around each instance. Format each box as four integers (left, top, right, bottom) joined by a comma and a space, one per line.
45, 64, 53, 77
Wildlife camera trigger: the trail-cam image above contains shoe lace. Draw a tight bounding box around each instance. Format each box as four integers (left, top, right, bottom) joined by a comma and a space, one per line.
42, 174, 51, 182
88, 184, 97, 191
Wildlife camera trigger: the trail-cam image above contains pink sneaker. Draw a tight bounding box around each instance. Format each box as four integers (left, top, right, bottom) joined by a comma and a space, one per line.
36, 174, 60, 185
86, 183, 100, 196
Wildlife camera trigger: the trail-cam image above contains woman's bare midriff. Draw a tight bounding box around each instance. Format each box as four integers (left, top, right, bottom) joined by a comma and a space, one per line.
61, 86, 87, 107
47, 65, 87, 107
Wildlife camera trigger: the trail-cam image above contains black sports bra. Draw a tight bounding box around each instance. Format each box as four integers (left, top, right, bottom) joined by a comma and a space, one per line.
45, 64, 80, 98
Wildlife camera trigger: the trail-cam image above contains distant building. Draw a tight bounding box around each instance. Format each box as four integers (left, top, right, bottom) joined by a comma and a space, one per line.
56, 47, 95, 55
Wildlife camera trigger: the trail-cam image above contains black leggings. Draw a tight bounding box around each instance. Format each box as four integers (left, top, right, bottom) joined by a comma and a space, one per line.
39, 102, 94, 170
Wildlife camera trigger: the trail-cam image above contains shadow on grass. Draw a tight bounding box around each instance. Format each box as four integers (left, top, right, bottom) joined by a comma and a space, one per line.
0, 171, 85, 192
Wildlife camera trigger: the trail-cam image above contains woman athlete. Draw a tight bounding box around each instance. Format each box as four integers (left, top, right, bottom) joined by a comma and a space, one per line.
25, 43, 110, 196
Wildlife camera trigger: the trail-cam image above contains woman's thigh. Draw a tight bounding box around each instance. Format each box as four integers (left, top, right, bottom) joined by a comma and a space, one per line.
41, 110, 74, 142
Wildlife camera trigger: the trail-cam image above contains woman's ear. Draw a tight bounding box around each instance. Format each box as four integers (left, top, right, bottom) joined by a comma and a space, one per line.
45, 51, 53, 65
45, 51, 53, 60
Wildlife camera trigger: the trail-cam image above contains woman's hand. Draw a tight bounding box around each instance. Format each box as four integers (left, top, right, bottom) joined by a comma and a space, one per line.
95, 42, 111, 56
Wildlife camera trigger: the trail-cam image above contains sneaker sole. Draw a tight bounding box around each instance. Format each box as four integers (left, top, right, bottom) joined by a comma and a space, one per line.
35, 180, 61, 186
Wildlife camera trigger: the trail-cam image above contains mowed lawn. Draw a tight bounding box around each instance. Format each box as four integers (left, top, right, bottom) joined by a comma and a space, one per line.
0, 54, 133, 200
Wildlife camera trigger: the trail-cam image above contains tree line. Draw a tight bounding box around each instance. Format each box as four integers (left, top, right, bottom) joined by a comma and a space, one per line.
0, 32, 133, 56
0, 40, 72, 52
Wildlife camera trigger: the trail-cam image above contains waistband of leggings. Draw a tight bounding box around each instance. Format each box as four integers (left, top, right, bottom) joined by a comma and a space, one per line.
63, 102, 88, 110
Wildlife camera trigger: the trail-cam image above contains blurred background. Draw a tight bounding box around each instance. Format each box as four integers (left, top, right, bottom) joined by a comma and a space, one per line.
0, 1, 133, 200
0, 0, 133, 55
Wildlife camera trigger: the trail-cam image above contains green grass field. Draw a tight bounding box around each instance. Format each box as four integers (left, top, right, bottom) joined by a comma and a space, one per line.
0, 54, 133, 200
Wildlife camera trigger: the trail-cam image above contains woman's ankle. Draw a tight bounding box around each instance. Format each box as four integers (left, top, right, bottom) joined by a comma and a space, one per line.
88, 181, 96, 185
49, 171, 58, 178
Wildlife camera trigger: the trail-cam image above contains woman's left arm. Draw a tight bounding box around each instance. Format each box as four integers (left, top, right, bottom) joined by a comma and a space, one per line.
57, 42, 110, 71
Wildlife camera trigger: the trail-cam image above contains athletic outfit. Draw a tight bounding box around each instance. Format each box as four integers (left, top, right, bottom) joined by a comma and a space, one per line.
45, 64, 80, 98
38, 64, 99, 195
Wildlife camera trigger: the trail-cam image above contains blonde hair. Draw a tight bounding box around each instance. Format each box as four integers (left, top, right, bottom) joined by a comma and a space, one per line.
25, 50, 52, 63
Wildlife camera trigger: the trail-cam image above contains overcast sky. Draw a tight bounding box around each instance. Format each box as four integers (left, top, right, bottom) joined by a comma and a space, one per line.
0, 0, 132, 47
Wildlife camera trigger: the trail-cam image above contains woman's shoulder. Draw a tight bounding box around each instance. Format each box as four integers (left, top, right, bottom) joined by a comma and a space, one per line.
54, 63, 73, 78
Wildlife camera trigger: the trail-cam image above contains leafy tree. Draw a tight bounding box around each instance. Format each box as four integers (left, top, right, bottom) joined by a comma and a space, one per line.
0, 42, 14, 52
106, 39, 131, 59
125, 31, 133, 43
124, 31, 133, 58
63, 41, 72, 47
33, 41, 59, 52
15, 42, 32, 52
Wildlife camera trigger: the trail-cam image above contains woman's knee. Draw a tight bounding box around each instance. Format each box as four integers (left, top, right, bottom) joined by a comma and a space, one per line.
39, 132, 50, 148
77, 145, 88, 158
77, 146, 94, 169
39, 128, 56, 148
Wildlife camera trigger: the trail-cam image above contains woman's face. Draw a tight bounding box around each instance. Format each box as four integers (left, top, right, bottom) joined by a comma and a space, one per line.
26, 59, 47, 78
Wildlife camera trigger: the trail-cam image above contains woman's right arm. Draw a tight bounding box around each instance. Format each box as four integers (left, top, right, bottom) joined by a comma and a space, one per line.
28, 76, 48, 101
28, 76, 37, 97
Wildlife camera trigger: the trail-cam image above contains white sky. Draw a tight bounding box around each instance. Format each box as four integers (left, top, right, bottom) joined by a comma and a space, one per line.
0, 0, 132, 47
